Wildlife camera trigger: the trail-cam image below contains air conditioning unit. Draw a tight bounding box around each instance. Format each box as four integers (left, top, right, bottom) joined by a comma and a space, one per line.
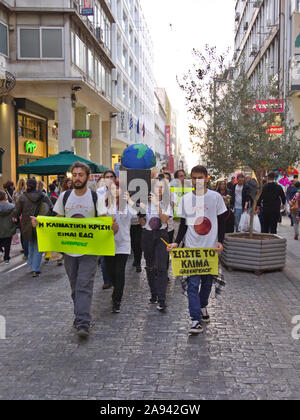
95, 27, 104, 40
244, 22, 249, 31
235, 13, 240, 22
250, 44, 258, 56
233, 52, 237, 60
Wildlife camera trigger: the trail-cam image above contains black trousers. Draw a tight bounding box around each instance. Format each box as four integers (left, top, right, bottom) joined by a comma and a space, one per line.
262, 211, 279, 234
142, 229, 169, 304
104, 254, 129, 304
0, 237, 12, 261
130, 224, 142, 265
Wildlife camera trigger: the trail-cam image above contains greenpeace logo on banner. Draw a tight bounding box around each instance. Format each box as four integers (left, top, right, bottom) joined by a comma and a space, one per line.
245, 99, 284, 114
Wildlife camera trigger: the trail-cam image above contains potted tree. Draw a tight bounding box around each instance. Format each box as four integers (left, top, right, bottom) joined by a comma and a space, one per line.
179, 47, 300, 274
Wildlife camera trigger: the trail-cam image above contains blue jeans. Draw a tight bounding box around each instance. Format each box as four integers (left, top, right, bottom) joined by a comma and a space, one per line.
100, 256, 111, 285
27, 240, 43, 272
187, 275, 213, 322
234, 208, 243, 232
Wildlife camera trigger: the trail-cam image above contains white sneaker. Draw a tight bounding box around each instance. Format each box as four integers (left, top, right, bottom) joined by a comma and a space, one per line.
189, 321, 203, 334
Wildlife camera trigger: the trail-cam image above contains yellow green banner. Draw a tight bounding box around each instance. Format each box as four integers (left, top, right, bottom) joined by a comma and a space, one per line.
36, 216, 115, 256
171, 248, 218, 276
170, 187, 194, 218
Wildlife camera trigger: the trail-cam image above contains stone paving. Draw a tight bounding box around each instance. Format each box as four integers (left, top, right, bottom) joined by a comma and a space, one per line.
0, 218, 300, 400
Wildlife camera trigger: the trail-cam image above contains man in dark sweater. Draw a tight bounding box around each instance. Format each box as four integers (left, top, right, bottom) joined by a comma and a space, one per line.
257, 172, 286, 234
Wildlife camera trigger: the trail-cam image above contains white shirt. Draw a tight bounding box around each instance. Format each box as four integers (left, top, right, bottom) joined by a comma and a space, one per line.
53, 189, 106, 257
143, 201, 173, 231
107, 205, 135, 254
177, 190, 227, 249
235, 185, 243, 209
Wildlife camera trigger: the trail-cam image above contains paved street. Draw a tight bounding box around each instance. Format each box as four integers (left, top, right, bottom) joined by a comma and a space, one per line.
0, 217, 300, 400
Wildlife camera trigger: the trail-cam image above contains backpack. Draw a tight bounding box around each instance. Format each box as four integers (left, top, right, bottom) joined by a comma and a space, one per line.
62, 189, 98, 217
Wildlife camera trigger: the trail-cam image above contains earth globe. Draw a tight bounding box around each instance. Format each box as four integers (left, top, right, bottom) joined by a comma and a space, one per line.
121, 144, 156, 170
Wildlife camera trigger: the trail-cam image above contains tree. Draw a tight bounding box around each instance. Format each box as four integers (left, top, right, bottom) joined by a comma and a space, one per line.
179, 46, 300, 237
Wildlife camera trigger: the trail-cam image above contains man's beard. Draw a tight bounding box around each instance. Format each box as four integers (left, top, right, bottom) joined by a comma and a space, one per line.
74, 179, 88, 190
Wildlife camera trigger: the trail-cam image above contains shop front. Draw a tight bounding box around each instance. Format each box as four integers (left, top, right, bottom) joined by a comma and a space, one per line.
15, 99, 55, 183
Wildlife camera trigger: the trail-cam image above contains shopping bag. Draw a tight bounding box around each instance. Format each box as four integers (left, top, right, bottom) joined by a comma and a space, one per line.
253, 215, 261, 233
238, 212, 250, 232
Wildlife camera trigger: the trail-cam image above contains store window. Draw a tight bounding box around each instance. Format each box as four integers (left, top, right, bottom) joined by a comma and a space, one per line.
0, 21, 8, 56
19, 27, 63, 59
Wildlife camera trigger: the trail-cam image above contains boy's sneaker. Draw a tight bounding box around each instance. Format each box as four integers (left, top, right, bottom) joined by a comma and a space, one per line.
77, 326, 89, 338
32, 272, 40, 277
149, 296, 158, 304
157, 302, 167, 312
112, 303, 121, 313
189, 321, 203, 334
4, 260, 9, 264
201, 307, 210, 323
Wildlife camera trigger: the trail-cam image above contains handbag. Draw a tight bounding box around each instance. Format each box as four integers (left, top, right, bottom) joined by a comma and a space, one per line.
253, 215, 261, 233
238, 212, 250, 232
290, 196, 299, 216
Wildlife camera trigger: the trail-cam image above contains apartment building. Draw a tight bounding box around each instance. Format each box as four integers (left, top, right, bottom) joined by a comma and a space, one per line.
0, 0, 118, 183
110, 0, 155, 169
234, 0, 300, 142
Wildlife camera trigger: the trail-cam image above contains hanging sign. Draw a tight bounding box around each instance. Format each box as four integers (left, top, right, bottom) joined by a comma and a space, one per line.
81, 0, 94, 16
245, 99, 284, 114
267, 126, 284, 134
165, 125, 171, 157
118, 111, 128, 133
0, 71, 16, 96
25, 141, 37, 154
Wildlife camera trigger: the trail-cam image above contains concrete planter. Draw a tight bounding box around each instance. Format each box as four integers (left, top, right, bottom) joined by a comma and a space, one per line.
221, 233, 287, 274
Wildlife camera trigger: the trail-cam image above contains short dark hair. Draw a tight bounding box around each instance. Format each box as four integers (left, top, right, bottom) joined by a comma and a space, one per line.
3, 180, 14, 190
191, 165, 208, 177
294, 175, 299, 179
174, 169, 185, 179
49, 183, 56, 192
0, 190, 6, 201
267, 172, 275, 180
69, 162, 91, 177
237, 173, 245, 180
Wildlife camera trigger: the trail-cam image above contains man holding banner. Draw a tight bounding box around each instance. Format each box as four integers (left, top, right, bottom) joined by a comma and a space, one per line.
32, 162, 118, 339
168, 166, 227, 334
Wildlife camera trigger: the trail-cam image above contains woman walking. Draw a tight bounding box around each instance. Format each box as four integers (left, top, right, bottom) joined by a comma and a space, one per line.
216, 180, 235, 233
104, 180, 135, 313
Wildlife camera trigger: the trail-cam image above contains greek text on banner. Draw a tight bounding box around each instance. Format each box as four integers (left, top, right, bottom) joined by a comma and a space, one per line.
36, 216, 115, 256
171, 248, 218, 276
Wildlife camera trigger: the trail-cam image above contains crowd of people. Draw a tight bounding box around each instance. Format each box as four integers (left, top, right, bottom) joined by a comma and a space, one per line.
0, 164, 299, 338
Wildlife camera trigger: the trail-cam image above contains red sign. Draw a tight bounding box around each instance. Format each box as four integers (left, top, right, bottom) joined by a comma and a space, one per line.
165, 126, 171, 157
267, 126, 284, 134
245, 99, 284, 114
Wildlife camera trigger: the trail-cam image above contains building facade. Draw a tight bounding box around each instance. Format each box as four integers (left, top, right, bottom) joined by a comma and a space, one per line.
234, 0, 300, 148
110, 0, 155, 171
0, 0, 119, 184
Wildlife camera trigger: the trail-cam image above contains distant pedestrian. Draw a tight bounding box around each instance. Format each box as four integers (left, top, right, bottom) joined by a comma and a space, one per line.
257, 172, 286, 234
14, 178, 53, 277
3, 180, 15, 203
289, 182, 300, 240
230, 174, 250, 231
0, 190, 17, 264
227, 176, 235, 195
216, 180, 234, 233
167, 165, 227, 334
48, 183, 59, 200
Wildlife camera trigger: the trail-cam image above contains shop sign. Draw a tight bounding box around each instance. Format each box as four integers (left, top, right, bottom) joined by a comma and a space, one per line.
0, 71, 16, 96
245, 99, 284, 114
72, 129, 93, 139
81, 0, 94, 16
118, 111, 128, 133
267, 126, 284, 134
25, 141, 37, 154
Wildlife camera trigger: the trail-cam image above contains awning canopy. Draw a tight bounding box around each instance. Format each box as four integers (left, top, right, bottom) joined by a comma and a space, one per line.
18, 151, 109, 175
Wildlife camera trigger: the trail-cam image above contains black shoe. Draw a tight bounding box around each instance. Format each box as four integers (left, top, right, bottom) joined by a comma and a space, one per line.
157, 302, 167, 311
136, 265, 142, 273
132, 261, 137, 267
77, 326, 89, 338
102, 283, 112, 290
32, 272, 40, 277
201, 307, 210, 323
189, 321, 203, 334
112, 303, 121, 313
149, 296, 158, 304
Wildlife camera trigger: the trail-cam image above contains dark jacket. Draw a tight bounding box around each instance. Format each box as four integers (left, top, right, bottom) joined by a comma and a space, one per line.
286, 185, 298, 202
230, 184, 251, 210
257, 182, 286, 214
0, 202, 16, 239
14, 191, 52, 241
